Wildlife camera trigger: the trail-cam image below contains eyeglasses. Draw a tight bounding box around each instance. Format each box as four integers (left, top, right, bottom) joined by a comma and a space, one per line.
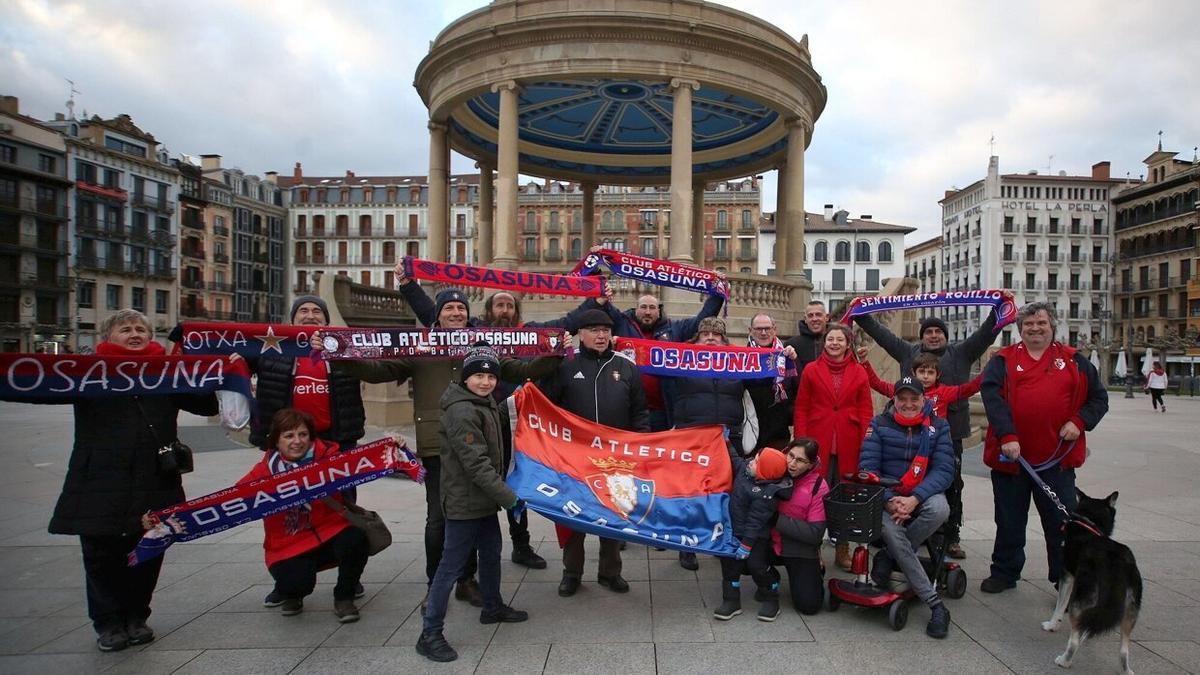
786, 456, 812, 465
751, 326, 775, 332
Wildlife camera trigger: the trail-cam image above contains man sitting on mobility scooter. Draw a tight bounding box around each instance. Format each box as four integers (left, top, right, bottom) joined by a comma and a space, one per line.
858, 376, 955, 638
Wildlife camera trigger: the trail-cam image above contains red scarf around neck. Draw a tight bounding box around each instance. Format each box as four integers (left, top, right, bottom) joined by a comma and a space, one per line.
95, 340, 166, 356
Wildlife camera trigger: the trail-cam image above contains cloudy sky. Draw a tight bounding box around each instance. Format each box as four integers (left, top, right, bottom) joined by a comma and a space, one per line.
3, 0, 1198, 243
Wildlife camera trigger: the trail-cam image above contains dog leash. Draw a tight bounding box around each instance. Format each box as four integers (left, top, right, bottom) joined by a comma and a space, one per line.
1013, 440, 1105, 538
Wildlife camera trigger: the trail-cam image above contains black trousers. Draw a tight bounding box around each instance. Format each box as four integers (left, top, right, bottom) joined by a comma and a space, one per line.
719, 537, 779, 592
1149, 388, 1165, 409
422, 456, 478, 584
80, 534, 164, 632
779, 556, 824, 615
946, 438, 965, 543
268, 526, 369, 601
562, 532, 622, 578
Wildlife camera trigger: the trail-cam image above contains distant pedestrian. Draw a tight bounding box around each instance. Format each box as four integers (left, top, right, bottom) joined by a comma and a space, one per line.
1145, 361, 1168, 413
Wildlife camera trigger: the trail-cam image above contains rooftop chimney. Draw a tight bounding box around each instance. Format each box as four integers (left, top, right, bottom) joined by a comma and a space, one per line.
860, 214, 872, 220
346, 170, 355, 180
0, 96, 19, 116
200, 154, 222, 172
944, 189, 956, 199
824, 204, 834, 221
1092, 161, 1111, 181
293, 162, 303, 180
264, 171, 278, 185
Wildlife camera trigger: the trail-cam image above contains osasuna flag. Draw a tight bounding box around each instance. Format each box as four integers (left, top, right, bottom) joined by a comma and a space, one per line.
506, 384, 742, 557
570, 248, 729, 300
839, 289, 1017, 332
175, 322, 317, 359
614, 336, 784, 380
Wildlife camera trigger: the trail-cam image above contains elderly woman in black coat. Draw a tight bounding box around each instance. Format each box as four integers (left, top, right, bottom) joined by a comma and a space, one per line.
48, 309, 218, 652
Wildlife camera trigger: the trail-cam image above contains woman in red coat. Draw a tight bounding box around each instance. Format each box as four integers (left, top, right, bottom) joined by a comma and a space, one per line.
792, 323, 875, 569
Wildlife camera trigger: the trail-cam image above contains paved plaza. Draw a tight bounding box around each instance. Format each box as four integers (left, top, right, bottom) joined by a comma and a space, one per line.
0, 394, 1198, 674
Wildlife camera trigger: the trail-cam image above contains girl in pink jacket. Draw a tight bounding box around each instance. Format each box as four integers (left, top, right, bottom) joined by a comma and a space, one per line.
771, 438, 830, 615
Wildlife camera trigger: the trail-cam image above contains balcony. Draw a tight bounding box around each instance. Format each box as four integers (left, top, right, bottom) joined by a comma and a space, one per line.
1069, 254, 1089, 264
452, 225, 475, 238
639, 221, 657, 232
522, 225, 539, 235
181, 278, 206, 290
25, 273, 70, 292
207, 281, 234, 293
1002, 253, 1020, 263
545, 223, 563, 234
129, 226, 177, 248
0, 194, 67, 219
738, 222, 756, 234
76, 254, 126, 274
1069, 227, 1086, 237
713, 252, 731, 262
181, 212, 205, 230
35, 317, 71, 331
521, 252, 540, 262
139, 263, 177, 280
213, 252, 230, 264
213, 225, 230, 237
130, 192, 176, 214
180, 246, 206, 260
738, 250, 757, 260
77, 219, 127, 240
253, 252, 269, 264
1046, 252, 1062, 263
544, 251, 564, 262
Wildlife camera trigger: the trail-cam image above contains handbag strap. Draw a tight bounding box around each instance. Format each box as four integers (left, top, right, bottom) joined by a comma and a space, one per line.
319, 496, 363, 515
133, 396, 171, 447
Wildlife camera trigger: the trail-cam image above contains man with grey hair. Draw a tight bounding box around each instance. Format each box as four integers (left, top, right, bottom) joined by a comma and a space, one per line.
746, 312, 799, 451
978, 302, 1108, 593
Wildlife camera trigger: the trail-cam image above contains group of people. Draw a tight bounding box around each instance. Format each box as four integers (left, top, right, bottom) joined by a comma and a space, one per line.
26, 256, 1109, 658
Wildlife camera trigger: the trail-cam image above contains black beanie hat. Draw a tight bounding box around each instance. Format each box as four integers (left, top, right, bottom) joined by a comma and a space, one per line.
919, 316, 948, 338
461, 342, 500, 382
290, 295, 330, 323
435, 288, 470, 323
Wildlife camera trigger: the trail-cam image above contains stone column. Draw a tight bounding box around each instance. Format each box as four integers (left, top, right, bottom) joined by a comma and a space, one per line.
476, 163, 493, 265
775, 163, 789, 275
581, 182, 596, 252
783, 121, 807, 281
667, 78, 699, 264
427, 121, 449, 261
492, 80, 520, 269
691, 181, 705, 266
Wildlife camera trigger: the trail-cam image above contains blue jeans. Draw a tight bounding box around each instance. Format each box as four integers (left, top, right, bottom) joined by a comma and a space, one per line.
422, 515, 503, 635
880, 493, 949, 606
989, 467, 1076, 584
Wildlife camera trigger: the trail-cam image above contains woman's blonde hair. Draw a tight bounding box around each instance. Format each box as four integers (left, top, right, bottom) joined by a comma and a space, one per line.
100, 309, 153, 340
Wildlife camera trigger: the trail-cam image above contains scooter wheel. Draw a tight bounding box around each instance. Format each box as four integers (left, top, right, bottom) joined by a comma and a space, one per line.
826, 585, 840, 612
887, 599, 908, 631
945, 567, 967, 600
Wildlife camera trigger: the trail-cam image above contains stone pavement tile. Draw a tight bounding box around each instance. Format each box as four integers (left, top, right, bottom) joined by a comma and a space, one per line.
291, 644, 486, 674
696, 579, 814, 642
358, 543, 421, 584
0, 616, 90, 654
146, 611, 340, 651
475, 642, 550, 674
1142, 579, 1200, 607
950, 589, 1063, 644
1128, 545, 1200, 581
0, 650, 133, 675
0, 529, 73, 547
102, 648, 202, 674
211, 581, 386, 614
1139, 641, 1200, 673
1134, 604, 1200, 642
0, 588, 85, 618
360, 580, 425, 616
649, 580, 714, 643
0, 544, 78, 572
979, 639, 1186, 674
173, 647, 313, 675
827, 641, 1011, 674
1169, 579, 1200, 603
158, 542, 264, 565
34, 613, 198, 654
511, 540, 567, 585
0, 553, 84, 590
803, 594, 976, 644
149, 562, 262, 615
319, 598, 405, 648
648, 556, 701, 581
543, 642, 655, 674
386, 583, 515, 647
655, 642, 839, 674
491, 581, 653, 645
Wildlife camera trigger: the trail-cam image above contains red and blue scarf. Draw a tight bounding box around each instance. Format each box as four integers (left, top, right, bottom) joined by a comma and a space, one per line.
404, 256, 605, 297
129, 438, 422, 565
840, 289, 1017, 332
317, 326, 569, 359
615, 336, 786, 380
571, 249, 729, 302
175, 322, 318, 359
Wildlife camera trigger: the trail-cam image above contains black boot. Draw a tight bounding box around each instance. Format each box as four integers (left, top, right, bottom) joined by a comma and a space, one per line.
416, 631, 458, 662
713, 580, 742, 620
678, 552, 699, 571
511, 544, 548, 569
757, 584, 781, 622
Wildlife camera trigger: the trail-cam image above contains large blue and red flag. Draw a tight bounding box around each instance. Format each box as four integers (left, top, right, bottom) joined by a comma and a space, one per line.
506, 384, 743, 557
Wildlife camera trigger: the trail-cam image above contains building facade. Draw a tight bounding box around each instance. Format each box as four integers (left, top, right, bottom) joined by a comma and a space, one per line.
0, 96, 72, 352
177, 158, 238, 322
513, 177, 761, 272
1111, 146, 1199, 372
905, 235, 942, 294
283, 166, 479, 296
939, 156, 1125, 348
41, 112, 181, 350
758, 207, 913, 312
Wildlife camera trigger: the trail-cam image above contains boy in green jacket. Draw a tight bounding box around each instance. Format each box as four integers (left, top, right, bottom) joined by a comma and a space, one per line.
417, 343, 528, 663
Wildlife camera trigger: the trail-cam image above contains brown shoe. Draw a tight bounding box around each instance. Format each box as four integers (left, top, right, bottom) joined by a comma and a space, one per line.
455, 578, 484, 607
946, 542, 966, 559
835, 541, 852, 571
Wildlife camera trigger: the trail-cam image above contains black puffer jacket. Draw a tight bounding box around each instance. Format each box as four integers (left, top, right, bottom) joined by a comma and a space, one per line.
727, 444, 793, 542
248, 355, 366, 450
50, 393, 219, 537
666, 375, 747, 436
783, 322, 823, 376
745, 378, 794, 451
539, 346, 649, 431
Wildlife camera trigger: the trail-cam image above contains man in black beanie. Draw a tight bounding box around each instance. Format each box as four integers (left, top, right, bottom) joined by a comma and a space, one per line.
853, 304, 1004, 559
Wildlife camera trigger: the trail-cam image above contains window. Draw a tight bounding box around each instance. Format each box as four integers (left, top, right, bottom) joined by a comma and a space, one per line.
524, 211, 537, 232
741, 210, 752, 228
813, 240, 828, 262
131, 287, 146, 312
77, 281, 95, 308
523, 238, 537, 258
1003, 215, 1014, 232
866, 269, 880, 291
38, 154, 56, 173
0, 144, 15, 164
1026, 216, 1037, 233
716, 210, 728, 230
831, 268, 846, 291
834, 240, 851, 262
104, 136, 146, 158
570, 238, 582, 259
155, 290, 168, 314
106, 284, 122, 310
641, 238, 656, 257
878, 241, 893, 262
855, 241, 871, 262
1002, 272, 1012, 289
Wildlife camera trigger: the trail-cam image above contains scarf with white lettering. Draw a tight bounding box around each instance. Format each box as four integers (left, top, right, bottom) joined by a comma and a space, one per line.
614, 336, 783, 380
129, 438, 422, 565
0, 352, 253, 429
269, 446, 318, 534
746, 335, 796, 403
404, 256, 606, 297
839, 289, 1017, 332
174, 322, 317, 359
317, 326, 569, 360
571, 249, 729, 305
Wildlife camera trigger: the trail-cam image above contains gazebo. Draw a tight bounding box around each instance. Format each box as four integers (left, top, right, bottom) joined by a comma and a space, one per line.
413, 0, 827, 299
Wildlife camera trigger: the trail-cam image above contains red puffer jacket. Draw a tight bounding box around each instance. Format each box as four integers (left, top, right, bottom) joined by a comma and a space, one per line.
237, 439, 351, 568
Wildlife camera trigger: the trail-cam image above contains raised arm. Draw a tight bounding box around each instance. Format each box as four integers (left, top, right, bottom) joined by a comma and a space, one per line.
395, 272, 438, 327
956, 308, 1000, 362
861, 358, 894, 398
945, 370, 984, 402
853, 314, 914, 365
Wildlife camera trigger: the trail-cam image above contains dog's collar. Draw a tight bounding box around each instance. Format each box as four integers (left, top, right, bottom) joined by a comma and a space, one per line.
1064, 516, 1105, 538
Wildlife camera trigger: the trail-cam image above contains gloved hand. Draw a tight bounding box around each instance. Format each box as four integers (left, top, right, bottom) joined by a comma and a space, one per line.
508, 498, 527, 520
736, 541, 752, 560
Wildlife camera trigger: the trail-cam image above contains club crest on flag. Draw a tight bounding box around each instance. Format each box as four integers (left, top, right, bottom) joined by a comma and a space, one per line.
548, 335, 559, 350
586, 457, 655, 524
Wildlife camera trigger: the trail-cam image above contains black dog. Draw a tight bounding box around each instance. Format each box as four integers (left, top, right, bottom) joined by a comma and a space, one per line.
1041, 488, 1142, 674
